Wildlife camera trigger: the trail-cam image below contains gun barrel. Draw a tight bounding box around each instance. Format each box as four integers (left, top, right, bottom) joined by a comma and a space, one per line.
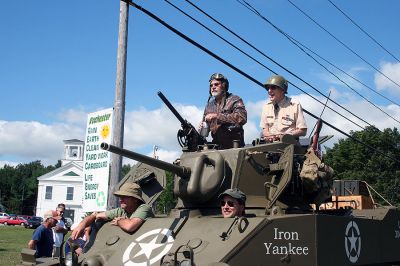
157, 91, 186, 125
101, 143, 191, 179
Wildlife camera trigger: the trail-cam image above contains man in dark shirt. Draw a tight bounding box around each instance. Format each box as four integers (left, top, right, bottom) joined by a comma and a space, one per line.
200, 73, 247, 149
28, 210, 58, 258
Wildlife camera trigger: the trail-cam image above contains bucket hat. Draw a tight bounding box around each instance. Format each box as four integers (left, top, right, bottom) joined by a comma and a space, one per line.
113, 183, 145, 203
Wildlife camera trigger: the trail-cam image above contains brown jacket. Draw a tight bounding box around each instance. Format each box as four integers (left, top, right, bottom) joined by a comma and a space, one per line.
203, 92, 247, 149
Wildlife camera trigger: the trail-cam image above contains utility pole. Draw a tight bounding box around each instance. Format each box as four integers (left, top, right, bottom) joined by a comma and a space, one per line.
108, 0, 129, 209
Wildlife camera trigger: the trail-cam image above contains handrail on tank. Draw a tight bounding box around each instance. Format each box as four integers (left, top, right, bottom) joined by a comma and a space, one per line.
100, 143, 191, 179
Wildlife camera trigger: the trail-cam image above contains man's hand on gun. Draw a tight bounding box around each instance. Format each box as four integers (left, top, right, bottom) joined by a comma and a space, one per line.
262, 134, 283, 143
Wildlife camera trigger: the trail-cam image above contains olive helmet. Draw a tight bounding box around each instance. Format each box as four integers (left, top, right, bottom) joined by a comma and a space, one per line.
264, 75, 288, 93
209, 73, 229, 91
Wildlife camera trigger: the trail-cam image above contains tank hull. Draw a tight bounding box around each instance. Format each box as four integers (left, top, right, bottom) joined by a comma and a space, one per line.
80, 207, 400, 266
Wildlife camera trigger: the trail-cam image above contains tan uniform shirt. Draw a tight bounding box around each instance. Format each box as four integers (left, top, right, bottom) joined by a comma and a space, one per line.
260, 96, 307, 136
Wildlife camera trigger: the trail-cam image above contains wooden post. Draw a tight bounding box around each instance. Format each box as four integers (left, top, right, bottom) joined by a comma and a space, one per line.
108, 0, 129, 209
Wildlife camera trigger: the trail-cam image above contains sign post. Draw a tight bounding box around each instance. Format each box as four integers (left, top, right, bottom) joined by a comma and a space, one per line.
82, 108, 114, 212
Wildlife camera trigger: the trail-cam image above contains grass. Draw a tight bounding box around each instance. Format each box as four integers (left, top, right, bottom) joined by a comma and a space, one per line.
0, 225, 71, 266
0, 225, 33, 266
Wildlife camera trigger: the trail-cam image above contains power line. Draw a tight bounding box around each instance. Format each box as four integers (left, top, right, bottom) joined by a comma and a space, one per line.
128, 0, 400, 164
291, 37, 400, 108
177, 0, 369, 129
327, 0, 400, 63
286, 0, 400, 90
234, 0, 400, 125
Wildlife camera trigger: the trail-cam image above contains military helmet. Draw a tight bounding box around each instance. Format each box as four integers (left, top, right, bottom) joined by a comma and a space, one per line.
209, 73, 229, 91
264, 75, 288, 93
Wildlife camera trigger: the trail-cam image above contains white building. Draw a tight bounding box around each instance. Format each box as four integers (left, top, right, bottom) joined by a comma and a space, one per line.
35, 139, 85, 225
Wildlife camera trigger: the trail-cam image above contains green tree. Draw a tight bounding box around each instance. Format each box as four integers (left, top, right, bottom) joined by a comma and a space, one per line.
155, 171, 176, 214
0, 161, 60, 214
121, 164, 132, 177
324, 126, 400, 206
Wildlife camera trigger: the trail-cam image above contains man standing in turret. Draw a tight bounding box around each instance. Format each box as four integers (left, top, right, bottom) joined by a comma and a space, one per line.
199, 73, 247, 149
260, 74, 307, 141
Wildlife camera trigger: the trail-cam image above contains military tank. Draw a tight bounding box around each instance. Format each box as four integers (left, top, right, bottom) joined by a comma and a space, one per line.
75, 94, 399, 266
20, 94, 400, 266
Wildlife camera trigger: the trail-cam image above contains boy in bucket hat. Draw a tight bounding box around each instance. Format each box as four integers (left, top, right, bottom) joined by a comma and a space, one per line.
71, 183, 153, 243
218, 188, 247, 218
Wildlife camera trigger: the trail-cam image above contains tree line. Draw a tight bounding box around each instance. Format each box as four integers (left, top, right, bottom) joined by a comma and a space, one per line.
324, 126, 400, 206
0, 126, 399, 214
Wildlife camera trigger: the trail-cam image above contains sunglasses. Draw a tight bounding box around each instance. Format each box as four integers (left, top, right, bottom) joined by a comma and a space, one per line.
220, 200, 236, 207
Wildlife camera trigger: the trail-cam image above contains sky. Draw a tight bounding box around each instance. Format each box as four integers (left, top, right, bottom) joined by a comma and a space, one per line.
1, 0, 399, 167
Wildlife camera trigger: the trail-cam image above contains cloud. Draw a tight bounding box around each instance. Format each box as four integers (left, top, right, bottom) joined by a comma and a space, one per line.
0, 161, 19, 168
122, 147, 181, 165
56, 107, 89, 126
1, 93, 399, 167
318, 65, 369, 92
123, 103, 203, 151
297, 91, 400, 148
0, 120, 85, 166
375, 62, 400, 97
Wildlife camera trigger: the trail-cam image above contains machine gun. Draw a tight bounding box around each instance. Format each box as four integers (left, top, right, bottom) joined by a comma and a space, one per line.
157, 91, 206, 151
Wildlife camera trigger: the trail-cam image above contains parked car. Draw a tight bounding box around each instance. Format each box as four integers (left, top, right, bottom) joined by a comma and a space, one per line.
0, 216, 30, 226
0, 215, 9, 225
25, 216, 43, 229
20, 214, 33, 220
0, 212, 9, 219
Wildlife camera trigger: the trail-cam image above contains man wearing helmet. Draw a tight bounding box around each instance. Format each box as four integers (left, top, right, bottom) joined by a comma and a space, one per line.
260, 75, 307, 140
200, 73, 247, 149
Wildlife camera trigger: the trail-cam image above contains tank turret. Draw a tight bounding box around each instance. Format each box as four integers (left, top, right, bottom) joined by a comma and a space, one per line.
100, 135, 331, 215
20, 98, 400, 266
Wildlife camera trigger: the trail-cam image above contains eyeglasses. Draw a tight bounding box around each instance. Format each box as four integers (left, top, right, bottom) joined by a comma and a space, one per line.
220, 200, 236, 207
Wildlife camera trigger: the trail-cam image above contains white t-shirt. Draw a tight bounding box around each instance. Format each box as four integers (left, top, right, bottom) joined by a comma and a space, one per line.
52, 219, 67, 247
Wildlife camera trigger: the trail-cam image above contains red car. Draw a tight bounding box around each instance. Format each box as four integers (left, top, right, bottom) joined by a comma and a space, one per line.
0, 216, 30, 226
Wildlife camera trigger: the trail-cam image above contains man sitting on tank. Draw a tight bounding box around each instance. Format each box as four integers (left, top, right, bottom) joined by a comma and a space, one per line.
260, 74, 307, 142
70, 183, 154, 245
219, 188, 246, 218
199, 73, 247, 149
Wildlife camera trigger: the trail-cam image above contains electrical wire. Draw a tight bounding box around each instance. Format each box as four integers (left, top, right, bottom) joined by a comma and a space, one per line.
167, 0, 367, 129
327, 0, 400, 64
235, 0, 400, 125
291, 37, 400, 107
286, 0, 400, 90
128, 1, 400, 163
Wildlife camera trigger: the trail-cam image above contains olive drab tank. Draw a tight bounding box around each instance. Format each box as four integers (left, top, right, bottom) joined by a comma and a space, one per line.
19, 95, 400, 266
74, 92, 399, 266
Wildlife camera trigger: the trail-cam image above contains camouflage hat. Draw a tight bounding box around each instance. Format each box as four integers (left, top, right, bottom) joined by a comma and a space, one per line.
113, 183, 145, 203
218, 188, 246, 203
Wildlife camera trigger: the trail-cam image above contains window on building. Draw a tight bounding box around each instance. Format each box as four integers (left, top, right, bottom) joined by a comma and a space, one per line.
66, 187, 74, 200
69, 146, 78, 157
45, 186, 53, 200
